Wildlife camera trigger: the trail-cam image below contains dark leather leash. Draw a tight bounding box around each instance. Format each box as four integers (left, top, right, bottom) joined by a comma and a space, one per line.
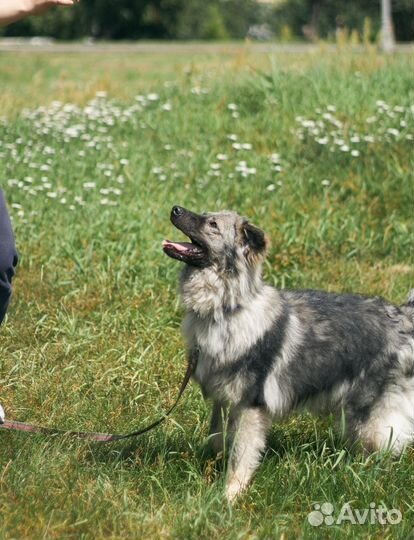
0, 359, 195, 442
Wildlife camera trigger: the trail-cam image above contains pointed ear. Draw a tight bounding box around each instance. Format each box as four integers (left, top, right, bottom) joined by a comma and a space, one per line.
242, 221, 268, 263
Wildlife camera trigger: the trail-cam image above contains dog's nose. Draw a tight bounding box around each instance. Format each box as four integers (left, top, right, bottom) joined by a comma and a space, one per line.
172, 206, 184, 217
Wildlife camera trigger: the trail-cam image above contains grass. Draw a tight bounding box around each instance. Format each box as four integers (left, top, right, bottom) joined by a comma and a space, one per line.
0, 44, 413, 539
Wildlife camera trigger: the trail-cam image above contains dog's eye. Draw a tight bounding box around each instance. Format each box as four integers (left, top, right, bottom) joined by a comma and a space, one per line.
208, 219, 219, 229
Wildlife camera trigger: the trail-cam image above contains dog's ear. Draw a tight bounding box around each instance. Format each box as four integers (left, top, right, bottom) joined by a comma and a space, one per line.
242, 221, 268, 264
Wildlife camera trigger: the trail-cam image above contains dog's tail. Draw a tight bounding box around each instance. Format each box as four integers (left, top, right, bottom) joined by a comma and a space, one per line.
402, 289, 414, 322
405, 289, 414, 307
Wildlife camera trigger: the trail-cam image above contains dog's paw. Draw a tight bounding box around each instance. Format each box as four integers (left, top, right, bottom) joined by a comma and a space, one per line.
225, 479, 245, 503
0, 404, 5, 424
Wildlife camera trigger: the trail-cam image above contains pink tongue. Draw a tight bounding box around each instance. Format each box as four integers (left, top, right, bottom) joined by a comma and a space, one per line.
163, 240, 193, 252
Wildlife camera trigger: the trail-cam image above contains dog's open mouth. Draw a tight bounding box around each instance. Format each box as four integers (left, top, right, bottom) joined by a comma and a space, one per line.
163, 206, 210, 266
162, 238, 206, 264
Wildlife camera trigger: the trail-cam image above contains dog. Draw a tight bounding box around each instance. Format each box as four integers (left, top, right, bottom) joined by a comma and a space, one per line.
163, 206, 414, 501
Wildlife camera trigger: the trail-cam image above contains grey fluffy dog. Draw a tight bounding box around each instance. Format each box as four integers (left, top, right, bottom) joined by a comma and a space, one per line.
163, 206, 414, 501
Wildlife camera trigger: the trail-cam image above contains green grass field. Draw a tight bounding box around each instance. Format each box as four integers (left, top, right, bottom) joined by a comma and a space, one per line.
0, 45, 413, 539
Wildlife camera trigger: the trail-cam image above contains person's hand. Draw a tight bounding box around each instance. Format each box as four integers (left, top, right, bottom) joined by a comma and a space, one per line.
0, 0, 78, 26
24, 0, 78, 17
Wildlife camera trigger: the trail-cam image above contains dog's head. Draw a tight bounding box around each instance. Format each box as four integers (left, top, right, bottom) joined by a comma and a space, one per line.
163, 206, 267, 270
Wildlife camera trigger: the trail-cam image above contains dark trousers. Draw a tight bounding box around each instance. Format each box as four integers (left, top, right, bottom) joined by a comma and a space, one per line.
0, 189, 18, 325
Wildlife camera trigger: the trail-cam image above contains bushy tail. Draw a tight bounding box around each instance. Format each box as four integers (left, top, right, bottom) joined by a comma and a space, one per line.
402, 289, 414, 323
405, 289, 414, 307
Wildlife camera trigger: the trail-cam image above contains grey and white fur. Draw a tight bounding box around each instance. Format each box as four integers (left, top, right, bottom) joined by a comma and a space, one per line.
163, 206, 414, 501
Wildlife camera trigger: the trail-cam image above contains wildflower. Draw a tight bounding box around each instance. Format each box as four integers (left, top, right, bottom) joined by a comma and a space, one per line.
191, 87, 208, 95
83, 182, 96, 189
74, 196, 85, 206
386, 128, 400, 137
302, 120, 316, 128
376, 100, 388, 110
235, 161, 256, 176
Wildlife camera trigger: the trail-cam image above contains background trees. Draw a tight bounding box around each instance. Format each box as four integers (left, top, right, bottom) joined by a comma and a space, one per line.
1, 0, 413, 42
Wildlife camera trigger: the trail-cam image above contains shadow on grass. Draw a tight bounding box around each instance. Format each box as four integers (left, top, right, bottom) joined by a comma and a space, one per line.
79, 412, 359, 472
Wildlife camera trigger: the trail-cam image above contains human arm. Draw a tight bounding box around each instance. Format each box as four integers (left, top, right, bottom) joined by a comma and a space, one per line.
0, 0, 76, 27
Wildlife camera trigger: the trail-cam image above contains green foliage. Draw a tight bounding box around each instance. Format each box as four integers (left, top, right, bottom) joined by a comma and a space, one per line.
0, 48, 413, 538
271, 0, 414, 42
1, 0, 412, 41
0, 0, 263, 40
201, 5, 229, 40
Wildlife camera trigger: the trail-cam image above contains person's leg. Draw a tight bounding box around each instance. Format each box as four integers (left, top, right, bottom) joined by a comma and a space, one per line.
0, 189, 18, 325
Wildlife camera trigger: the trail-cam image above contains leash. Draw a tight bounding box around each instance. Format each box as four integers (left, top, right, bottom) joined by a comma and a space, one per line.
0, 358, 195, 442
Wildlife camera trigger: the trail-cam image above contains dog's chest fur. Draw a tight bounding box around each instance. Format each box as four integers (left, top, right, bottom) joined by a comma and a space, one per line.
183, 285, 282, 404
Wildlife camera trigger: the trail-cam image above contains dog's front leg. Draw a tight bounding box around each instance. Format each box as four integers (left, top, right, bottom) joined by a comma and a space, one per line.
225, 407, 271, 502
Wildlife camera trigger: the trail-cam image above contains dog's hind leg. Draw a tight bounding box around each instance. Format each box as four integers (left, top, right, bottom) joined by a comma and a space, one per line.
347, 384, 414, 456
225, 407, 271, 502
